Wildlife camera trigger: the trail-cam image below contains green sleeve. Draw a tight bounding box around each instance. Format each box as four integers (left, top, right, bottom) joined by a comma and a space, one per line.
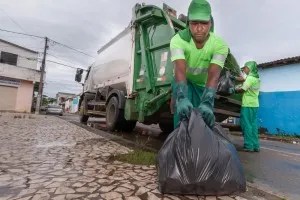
241, 76, 253, 91
170, 34, 186, 62
210, 36, 229, 68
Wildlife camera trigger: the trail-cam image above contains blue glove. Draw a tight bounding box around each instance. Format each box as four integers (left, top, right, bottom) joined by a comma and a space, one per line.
175, 82, 193, 120
198, 87, 216, 128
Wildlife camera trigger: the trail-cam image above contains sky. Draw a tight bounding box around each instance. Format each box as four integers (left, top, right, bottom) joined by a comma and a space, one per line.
0, 0, 299, 97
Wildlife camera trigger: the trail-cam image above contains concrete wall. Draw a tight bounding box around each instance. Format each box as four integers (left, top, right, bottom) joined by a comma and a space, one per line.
258, 63, 300, 135
15, 80, 34, 113
0, 40, 38, 70
0, 63, 40, 82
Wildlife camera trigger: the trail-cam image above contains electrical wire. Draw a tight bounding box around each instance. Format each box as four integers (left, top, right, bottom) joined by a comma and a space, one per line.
50, 39, 95, 58
0, 28, 95, 58
0, 8, 27, 33
0, 28, 43, 39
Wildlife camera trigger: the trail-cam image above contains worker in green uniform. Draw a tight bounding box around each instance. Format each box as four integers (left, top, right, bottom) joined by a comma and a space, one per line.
235, 61, 261, 152
170, 0, 229, 128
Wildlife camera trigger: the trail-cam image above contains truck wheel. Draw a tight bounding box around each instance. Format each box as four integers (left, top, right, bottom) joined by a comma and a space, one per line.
159, 122, 174, 134
79, 102, 89, 124
80, 114, 89, 124
106, 96, 122, 131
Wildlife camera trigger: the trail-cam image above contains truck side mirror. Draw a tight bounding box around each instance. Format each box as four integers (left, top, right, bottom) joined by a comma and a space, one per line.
75, 68, 83, 82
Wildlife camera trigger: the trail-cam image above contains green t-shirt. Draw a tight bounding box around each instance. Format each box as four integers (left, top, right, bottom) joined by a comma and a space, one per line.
241, 76, 260, 107
170, 32, 229, 87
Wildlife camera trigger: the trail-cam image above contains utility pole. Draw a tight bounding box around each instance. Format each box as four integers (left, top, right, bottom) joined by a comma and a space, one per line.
35, 37, 48, 114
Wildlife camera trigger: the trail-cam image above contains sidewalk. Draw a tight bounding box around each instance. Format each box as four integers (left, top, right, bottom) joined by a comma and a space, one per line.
0, 113, 282, 200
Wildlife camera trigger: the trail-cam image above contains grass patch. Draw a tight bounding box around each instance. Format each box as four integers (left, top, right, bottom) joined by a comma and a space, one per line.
112, 149, 156, 166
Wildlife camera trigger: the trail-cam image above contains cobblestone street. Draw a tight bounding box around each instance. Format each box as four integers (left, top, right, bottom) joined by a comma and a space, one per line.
0, 113, 276, 200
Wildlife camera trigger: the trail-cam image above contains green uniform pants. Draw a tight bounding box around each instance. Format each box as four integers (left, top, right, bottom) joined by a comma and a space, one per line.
172, 80, 205, 128
240, 107, 260, 150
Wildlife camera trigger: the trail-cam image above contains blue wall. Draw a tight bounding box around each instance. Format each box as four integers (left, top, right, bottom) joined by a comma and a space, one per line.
257, 63, 300, 135
258, 91, 300, 135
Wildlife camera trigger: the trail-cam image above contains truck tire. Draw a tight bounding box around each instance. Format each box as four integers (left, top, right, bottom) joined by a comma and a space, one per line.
106, 96, 122, 131
159, 122, 174, 134
80, 114, 89, 124
79, 102, 89, 124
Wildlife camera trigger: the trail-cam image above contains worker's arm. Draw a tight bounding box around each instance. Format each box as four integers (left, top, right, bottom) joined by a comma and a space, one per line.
235, 76, 252, 93
206, 63, 222, 88
199, 37, 229, 128
174, 59, 187, 82
170, 35, 193, 120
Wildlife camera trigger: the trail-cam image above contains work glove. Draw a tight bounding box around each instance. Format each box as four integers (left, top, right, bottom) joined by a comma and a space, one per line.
228, 87, 235, 94
175, 82, 193, 120
198, 87, 216, 128
229, 74, 236, 80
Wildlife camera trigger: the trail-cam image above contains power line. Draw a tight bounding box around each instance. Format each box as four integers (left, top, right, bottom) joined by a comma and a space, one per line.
0, 28, 95, 58
0, 28, 43, 39
46, 59, 87, 70
51, 39, 95, 58
46, 52, 84, 68
0, 8, 27, 33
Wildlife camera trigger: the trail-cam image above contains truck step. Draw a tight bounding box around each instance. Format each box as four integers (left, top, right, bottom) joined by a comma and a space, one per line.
87, 101, 106, 106
214, 108, 240, 117
87, 111, 106, 116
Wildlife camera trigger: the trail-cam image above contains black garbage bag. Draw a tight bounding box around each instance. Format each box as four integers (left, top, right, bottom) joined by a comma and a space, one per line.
217, 71, 235, 96
157, 110, 246, 196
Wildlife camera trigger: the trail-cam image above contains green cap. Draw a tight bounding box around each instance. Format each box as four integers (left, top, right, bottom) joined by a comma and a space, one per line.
188, 0, 211, 22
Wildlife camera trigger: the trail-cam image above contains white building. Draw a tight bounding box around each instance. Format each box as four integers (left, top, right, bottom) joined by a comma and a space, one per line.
0, 38, 41, 112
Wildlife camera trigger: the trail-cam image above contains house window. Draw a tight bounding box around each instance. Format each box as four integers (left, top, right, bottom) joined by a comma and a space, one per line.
0, 51, 18, 66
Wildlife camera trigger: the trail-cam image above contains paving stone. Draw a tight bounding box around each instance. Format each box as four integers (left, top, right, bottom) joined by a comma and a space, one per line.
97, 179, 114, 185
52, 195, 66, 200
18, 188, 37, 196
126, 197, 142, 200
87, 193, 99, 198
123, 191, 135, 197
151, 189, 160, 194
164, 195, 181, 200
100, 191, 122, 200
72, 182, 86, 187
185, 195, 198, 200
46, 182, 63, 188
55, 187, 76, 194
99, 185, 116, 192
75, 186, 97, 193
235, 197, 248, 200
52, 177, 68, 182
31, 192, 50, 200
66, 194, 85, 199
135, 186, 151, 196
145, 183, 157, 190
147, 192, 160, 200
217, 197, 235, 200
205, 197, 217, 200
114, 186, 131, 193
14, 197, 31, 200
0, 196, 11, 200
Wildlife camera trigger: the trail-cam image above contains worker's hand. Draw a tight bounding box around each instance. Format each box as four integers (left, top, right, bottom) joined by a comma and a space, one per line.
229, 74, 236, 80
198, 87, 216, 128
175, 81, 193, 120
198, 103, 215, 128
176, 97, 193, 120
228, 87, 235, 94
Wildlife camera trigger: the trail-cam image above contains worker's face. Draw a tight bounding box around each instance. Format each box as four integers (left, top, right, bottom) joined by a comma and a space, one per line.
189, 20, 211, 43
243, 66, 250, 75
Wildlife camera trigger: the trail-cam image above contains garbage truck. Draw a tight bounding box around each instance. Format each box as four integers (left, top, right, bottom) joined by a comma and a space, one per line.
75, 3, 242, 133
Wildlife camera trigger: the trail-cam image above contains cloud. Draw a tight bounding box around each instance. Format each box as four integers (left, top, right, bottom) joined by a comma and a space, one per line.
1, 0, 300, 97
